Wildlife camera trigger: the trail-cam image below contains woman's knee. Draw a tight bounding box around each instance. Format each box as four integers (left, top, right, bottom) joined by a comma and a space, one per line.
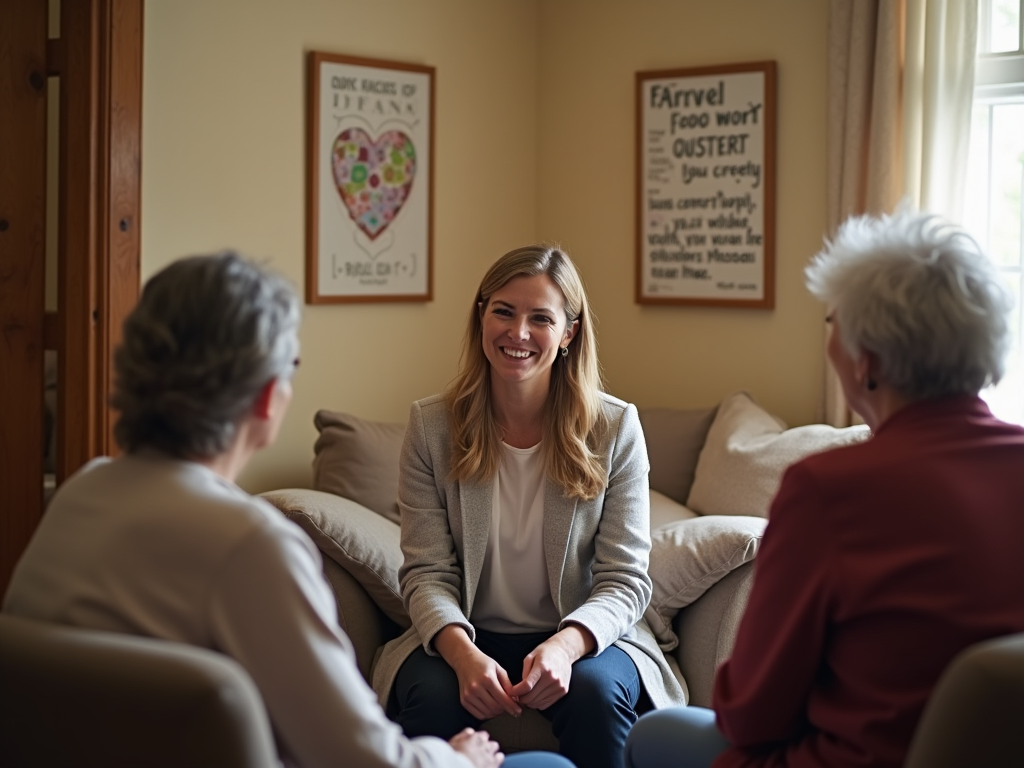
396, 648, 459, 698
625, 707, 728, 768
505, 752, 577, 768
393, 649, 475, 737
568, 648, 640, 706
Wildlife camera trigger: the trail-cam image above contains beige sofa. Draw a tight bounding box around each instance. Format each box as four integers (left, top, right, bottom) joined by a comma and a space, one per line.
262, 391, 868, 752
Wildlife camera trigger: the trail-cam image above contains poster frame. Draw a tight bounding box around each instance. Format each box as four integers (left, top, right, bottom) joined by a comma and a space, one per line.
306, 51, 435, 304
635, 60, 776, 308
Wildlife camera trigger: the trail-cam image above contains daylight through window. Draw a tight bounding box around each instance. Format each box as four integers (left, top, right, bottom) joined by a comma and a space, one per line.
966, 0, 1024, 424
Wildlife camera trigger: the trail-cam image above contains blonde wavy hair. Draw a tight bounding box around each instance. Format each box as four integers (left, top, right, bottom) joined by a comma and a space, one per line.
445, 245, 609, 500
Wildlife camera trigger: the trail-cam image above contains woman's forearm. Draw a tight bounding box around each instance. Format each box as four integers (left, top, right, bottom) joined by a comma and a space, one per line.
433, 623, 477, 664
552, 622, 597, 662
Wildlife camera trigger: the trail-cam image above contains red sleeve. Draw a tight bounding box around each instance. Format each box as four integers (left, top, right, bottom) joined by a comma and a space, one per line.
712, 460, 837, 750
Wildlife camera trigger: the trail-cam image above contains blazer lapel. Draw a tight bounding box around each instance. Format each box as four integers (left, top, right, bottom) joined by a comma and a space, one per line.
543, 480, 578, 614
457, 480, 493, 616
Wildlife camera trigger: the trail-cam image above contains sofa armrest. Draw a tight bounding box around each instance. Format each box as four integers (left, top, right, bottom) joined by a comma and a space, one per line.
671, 560, 754, 707
261, 488, 404, 684
320, 557, 402, 682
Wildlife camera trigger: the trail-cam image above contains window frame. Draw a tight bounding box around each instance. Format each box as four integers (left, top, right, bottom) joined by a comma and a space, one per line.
971, 0, 1024, 424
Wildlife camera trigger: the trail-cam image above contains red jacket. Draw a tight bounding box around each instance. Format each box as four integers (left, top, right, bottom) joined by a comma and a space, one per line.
712, 396, 1024, 768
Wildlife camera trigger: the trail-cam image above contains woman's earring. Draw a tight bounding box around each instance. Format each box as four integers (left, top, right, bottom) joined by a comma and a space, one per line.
561, 346, 569, 359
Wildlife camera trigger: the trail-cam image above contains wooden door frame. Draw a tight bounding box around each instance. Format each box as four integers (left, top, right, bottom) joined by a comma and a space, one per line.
0, 0, 142, 595
57, 0, 143, 478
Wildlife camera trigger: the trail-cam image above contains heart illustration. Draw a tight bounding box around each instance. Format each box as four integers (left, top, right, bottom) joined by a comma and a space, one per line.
331, 128, 417, 241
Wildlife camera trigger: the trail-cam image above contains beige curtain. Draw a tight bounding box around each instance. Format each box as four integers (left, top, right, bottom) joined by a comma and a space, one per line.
822, 0, 977, 426
903, 0, 978, 221
824, 0, 904, 426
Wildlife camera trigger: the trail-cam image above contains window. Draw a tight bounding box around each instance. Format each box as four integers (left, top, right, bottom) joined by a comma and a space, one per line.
966, 0, 1024, 424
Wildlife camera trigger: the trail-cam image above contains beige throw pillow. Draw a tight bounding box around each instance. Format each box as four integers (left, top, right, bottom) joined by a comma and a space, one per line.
645, 515, 766, 650
313, 410, 406, 524
261, 488, 409, 628
686, 391, 870, 518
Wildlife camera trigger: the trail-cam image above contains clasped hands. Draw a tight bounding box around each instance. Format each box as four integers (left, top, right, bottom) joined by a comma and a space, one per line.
435, 623, 596, 721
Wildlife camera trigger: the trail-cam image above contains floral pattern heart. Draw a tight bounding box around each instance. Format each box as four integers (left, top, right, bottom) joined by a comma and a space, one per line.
331, 128, 417, 241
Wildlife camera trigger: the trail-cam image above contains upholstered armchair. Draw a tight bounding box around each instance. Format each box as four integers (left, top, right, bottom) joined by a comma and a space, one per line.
0, 613, 279, 768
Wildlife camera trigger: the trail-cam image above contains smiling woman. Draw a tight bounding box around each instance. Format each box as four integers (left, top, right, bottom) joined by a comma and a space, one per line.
371, 244, 687, 768
448, 246, 603, 496
479, 272, 578, 443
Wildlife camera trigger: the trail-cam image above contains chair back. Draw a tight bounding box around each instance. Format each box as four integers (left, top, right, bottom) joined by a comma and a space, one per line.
904, 632, 1024, 768
0, 613, 280, 768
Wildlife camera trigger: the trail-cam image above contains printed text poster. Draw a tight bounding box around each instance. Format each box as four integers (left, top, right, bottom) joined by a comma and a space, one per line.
637, 63, 774, 307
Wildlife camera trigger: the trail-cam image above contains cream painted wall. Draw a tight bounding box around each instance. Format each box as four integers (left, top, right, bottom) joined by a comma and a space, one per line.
142, 0, 828, 494
538, 0, 828, 427
142, 0, 541, 492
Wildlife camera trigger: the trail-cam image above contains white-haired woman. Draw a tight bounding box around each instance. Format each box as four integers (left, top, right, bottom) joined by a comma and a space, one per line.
372, 245, 686, 768
625, 209, 1024, 768
3, 252, 568, 768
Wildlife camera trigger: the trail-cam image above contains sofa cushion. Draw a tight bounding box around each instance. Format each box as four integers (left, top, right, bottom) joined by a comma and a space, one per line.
313, 410, 406, 524
645, 515, 766, 650
650, 489, 699, 530
260, 489, 409, 628
638, 406, 717, 504
686, 391, 870, 518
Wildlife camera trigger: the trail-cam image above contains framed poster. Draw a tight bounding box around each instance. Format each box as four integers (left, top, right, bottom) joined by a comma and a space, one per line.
636, 61, 775, 308
307, 52, 434, 303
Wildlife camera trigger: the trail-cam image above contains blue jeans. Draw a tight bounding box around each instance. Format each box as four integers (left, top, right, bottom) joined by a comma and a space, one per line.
505, 754, 576, 768
394, 628, 642, 768
625, 706, 731, 768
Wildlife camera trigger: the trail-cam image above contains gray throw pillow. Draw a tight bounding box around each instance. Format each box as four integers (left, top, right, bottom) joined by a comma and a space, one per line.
638, 406, 718, 504
312, 410, 406, 524
262, 488, 409, 628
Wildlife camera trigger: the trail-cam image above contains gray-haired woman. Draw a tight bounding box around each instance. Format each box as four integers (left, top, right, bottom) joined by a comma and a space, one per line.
625, 208, 1024, 768
3, 252, 571, 768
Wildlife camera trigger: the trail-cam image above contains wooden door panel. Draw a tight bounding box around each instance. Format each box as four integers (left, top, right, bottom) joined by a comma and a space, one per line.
0, 0, 49, 595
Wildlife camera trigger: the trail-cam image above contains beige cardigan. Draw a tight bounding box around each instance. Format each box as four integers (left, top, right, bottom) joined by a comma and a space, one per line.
371, 392, 687, 710
5, 454, 471, 768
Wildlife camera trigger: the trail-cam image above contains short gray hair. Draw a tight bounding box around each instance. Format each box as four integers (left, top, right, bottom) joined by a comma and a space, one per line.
805, 208, 1013, 400
112, 251, 300, 458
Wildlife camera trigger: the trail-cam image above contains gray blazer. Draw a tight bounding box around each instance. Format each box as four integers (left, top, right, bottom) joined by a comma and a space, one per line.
371, 392, 687, 710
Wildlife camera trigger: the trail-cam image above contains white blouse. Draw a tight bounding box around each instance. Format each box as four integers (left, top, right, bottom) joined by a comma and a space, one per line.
471, 442, 560, 633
